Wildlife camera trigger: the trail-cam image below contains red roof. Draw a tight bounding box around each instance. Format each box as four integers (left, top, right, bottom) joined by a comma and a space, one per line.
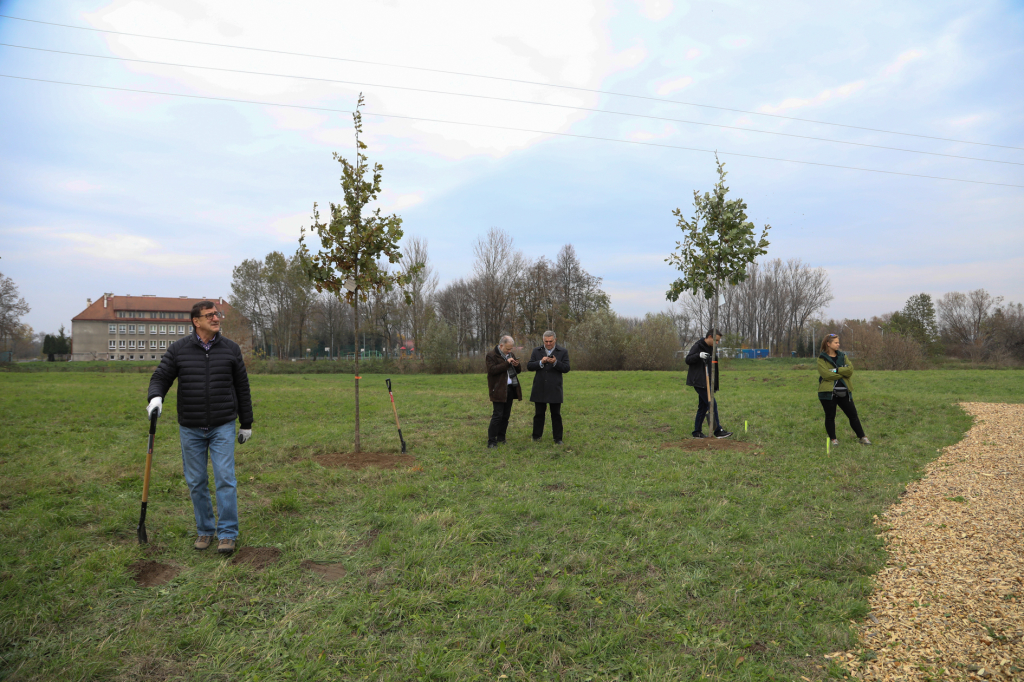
72, 295, 236, 321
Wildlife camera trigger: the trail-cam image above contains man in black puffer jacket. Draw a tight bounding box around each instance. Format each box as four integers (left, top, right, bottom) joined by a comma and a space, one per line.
684, 329, 732, 439
147, 300, 253, 555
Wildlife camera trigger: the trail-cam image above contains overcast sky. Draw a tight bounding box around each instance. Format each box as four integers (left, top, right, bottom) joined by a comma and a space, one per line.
2, 0, 1022, 335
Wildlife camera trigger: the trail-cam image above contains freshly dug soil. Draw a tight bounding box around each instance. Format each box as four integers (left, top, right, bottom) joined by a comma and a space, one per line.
831, 402, 1024, 681
231, 546, 281, 570
300, 559, 347, 581
129, 560, 179, 587
661, 439, 756, 452
313, 452, 416, 470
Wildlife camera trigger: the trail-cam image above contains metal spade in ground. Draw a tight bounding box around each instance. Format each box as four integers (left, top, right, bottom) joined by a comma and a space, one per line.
231, 546, 282, 570
129, 560, 180, 587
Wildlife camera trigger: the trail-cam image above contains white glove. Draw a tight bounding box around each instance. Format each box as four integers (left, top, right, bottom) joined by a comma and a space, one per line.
146, 397, 162, 418
699, 352, 710, 360
237, 429, 252, 444
831, 368, 838, 373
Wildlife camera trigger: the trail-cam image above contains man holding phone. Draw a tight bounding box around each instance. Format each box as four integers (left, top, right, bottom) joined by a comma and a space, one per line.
527, 330, 570, 444
485, 335, 522, 448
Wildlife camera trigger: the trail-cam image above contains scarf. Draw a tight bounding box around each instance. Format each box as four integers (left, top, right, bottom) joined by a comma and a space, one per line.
500, 348, 519, 386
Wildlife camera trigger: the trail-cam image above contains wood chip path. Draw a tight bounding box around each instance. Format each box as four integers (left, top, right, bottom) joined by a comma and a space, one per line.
829, 402, 1023, 680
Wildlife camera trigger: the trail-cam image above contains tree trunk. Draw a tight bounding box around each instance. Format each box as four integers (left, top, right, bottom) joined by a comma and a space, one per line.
354, 296, 361, 453
709, 278, 720, 434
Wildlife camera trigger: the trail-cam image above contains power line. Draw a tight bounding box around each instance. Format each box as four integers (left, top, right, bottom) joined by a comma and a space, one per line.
3, 12, 1021, 152
3, 72, 1021, 189
3, 41, 1019, 168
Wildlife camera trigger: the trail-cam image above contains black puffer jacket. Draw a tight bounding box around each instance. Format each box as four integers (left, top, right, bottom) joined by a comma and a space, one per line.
684, 338, 719, 391
148, 333, 253, 429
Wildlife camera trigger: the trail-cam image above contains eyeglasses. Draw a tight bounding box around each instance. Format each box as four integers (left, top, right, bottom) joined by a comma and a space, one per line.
196, 311, 225, 321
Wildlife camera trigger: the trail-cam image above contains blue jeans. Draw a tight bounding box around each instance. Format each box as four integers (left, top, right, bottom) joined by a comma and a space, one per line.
179, 422, 238, 539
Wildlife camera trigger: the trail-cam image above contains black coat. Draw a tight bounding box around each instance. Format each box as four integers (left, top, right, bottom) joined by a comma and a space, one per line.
485, 346, 523, 403
148, 333, 254, 429
684, 338, 719, 391
526, 345, 570, 403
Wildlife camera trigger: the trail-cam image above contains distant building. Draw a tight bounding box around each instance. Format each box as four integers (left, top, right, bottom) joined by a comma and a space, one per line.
70, 294, 237, 361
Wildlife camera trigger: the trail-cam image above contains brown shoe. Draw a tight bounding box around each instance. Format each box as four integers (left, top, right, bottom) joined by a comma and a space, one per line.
217, 538, 236, 555
194, 535, 213, 551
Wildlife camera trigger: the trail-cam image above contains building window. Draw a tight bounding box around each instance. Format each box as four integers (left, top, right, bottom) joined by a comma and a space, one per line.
109, 340, 116, 349
129, 354, 135, 360
117, 311, 126, 318
159, 325, 166, 334
151, 354, 157, 359
128, 325, 135, 334
159, 341, 167, 349
189, 325, 194, 333
109, 324, 116, 334
177, 325, 185, 334
118, 340, 126, 349
119, 325, 126, 334
150, 341, 157, 349
150, 325, 157, 334
128, 340, 135, 349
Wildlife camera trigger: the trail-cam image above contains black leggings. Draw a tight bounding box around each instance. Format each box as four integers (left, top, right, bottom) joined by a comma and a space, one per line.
819, 395, 865, 440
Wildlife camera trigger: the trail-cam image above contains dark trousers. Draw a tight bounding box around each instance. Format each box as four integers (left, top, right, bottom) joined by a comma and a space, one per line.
820, 395, 865, 440
488, 390, 517, 443
532, 402, 562, 440
693, 386, 722, 436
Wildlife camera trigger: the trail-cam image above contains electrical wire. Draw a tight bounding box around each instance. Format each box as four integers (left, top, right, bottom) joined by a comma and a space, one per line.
2, 12, 1021, 152
3, 41, 1018, 167
3, 72, 1021, 189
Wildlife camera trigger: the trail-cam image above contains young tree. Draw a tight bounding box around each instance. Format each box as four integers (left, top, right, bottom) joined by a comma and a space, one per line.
665, 157, 770, 432
298, 94, 418, 453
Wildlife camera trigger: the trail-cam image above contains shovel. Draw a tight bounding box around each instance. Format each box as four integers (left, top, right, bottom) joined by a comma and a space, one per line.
385, 378, 407, 453
137, 412, 158, 545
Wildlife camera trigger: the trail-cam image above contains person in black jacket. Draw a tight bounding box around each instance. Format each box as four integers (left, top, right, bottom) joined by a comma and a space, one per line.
526, 331, 570, 444
684, 329, 733, 439
146, 300, 253, 555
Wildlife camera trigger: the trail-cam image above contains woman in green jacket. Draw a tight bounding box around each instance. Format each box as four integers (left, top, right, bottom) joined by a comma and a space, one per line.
817, 334, 871, 446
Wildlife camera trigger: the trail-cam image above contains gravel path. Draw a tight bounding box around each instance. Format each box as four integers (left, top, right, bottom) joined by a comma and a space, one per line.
829, 402, 1024, 680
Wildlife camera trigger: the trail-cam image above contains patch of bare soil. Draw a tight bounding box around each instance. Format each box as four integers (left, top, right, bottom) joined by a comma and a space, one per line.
300, 559, 347, 581
831, 402, 1024, 680
129, 560, 179, 587
313, 452, 416, 470
231, 546, 281, 570
661, 439, 756, 452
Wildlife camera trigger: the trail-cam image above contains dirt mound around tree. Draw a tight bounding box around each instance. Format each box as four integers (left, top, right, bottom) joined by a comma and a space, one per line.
661, 439, 757, 452
129, 560, 180, 587
300, 559, 347, 581
231, 546, 281, 570
313, 452, 416, 470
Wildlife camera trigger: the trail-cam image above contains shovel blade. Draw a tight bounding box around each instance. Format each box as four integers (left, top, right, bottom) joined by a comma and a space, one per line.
137, 524, 148, 545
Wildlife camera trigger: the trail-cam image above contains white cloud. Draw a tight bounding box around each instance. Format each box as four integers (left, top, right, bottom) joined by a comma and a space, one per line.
685, 48, 701, 60
656, 76, 693, 95
880, 49, 925, 78
634, 0, 674, 21
62, 180, 104, 193
59, 232, 198, 268
758, 79, 866, 114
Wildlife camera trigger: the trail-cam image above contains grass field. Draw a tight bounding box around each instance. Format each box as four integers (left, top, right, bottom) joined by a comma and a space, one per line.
0, 365, 1020, 681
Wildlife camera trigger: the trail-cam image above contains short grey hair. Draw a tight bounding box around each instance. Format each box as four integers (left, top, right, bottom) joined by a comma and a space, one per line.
499, 335, 514, 346
542, 330, 556, 339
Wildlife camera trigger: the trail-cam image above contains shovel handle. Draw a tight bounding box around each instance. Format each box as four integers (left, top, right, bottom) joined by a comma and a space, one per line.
142, 413, 158, 503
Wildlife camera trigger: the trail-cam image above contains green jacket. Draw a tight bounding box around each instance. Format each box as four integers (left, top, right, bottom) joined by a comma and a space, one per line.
817, 351, 854, 399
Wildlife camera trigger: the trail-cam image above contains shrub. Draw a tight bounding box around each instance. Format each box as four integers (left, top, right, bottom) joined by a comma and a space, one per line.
623, 314, 680, 371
